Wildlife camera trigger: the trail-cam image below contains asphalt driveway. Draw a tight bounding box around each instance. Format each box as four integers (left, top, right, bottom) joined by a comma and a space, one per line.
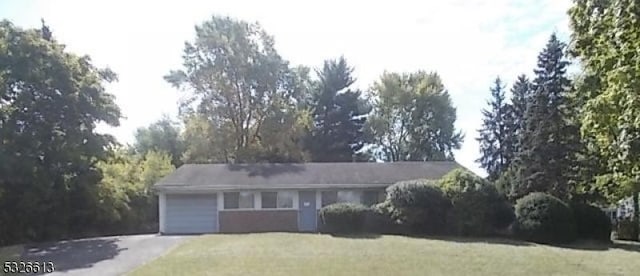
20, 234, 186, 276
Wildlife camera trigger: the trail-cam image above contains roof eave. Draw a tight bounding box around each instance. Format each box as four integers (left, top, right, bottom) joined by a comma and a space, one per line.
154, 183, 392, 193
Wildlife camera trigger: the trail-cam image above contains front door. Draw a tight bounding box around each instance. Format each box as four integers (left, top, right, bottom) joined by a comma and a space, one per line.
298, 191, 317, 232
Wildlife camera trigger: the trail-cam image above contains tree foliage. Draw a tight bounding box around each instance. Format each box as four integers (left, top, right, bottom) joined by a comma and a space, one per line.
134, 115, 184, 167
95, 150, 174, 234
366, 71, 463, 161
0, 20, 120, 244
569, 0, 640, 240
477, 77, 511, 181
512, 34, 579, 200
506, 75, 531, 157
307, 57, 371, 162
165, 16, 311, 163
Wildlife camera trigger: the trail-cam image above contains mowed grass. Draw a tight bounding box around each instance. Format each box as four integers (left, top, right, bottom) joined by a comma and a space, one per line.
130, 233, 640, 276
0, 245, 22, 263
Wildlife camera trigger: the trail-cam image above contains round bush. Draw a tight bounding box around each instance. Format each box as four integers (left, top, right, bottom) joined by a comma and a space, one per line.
437, 168, 515, 236
319, 203, 371, 234
570, 202, 612, 242
514, 192, 576, 244
386, 180, 452, 234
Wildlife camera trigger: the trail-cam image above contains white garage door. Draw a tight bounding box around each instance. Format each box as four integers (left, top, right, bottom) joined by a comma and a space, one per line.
165, 194, 218, 234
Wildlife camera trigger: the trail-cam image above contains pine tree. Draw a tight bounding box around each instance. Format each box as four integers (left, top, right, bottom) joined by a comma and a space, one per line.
513, 34, 577, 200
308, 57, 370, 162
507, 75, 531, 156
477, 77, 511, 181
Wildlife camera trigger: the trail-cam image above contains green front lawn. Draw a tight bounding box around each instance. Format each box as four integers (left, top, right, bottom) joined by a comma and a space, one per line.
0, 245, 23, 264
130, 233, 640, 276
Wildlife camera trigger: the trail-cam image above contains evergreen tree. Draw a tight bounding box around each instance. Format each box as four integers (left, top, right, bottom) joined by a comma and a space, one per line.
477, 77, 511, 181
308, 57, 370, 162
513, 34, 577, 200
507, 75, 531, 156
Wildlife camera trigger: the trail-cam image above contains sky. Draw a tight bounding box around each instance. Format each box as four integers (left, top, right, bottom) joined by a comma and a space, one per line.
0, 0, 573, 175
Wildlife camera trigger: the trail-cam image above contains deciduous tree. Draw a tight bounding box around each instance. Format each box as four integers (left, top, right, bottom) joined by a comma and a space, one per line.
570, 0, 640, 239
134, 115, 184, 167
0, 20, 120, 243
366, 71, 463, 161
165, 16, 311, 163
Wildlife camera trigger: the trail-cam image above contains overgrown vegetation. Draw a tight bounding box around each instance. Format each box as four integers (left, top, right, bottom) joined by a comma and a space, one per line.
474, 0, 640, 242
384, 180, 452, 235
438, 169, 514, 236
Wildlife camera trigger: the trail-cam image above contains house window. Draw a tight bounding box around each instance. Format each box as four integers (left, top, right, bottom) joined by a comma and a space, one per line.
321, 191, 337, 207
362, 190, 383, 206
338, 190, 362, 204
239, 192, 255, 209
262, 192, 277, 208
224, 192, 254, 209
261, 191, 295, 209
277, 191, 295, 208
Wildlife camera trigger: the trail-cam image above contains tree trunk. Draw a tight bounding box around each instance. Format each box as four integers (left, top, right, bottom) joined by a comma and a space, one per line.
632, 189, 639, 241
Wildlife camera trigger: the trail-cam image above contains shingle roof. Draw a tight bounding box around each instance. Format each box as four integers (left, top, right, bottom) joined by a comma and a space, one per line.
154, 161, 463, 190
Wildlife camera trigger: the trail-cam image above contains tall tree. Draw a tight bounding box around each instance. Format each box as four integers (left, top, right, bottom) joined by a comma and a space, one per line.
308, 57, 371, 162
507, 75, 531, 155
0, 20, 121, 244
165, 16, 311, 163
477, 77, 511, 181
512, 34, 578, 200
570, 0, 640, 240
134, 115, 184, 167
366, 71, 463, 161
496, 75, 531, 197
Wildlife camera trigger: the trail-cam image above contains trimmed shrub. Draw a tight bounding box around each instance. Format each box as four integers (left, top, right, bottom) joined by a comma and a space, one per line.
615, 218, 639, 241
570, 202, 612, 242
514, 192, 576, 244
319, 203, 371, 234
491, 200, 516, 230
386, 180, 452, 234
437, 168, 515, 236
363, 202, 400, 234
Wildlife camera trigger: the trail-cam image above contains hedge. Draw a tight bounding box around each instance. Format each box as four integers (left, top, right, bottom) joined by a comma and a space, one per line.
385, 180, 452, 234
570, 202, 612, 242
437, 168, 514, 236
319, 203, 371, 234
514, 192, 576, 244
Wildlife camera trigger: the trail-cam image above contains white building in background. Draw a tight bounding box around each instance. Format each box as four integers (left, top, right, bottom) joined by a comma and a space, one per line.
615, 194, 640, 219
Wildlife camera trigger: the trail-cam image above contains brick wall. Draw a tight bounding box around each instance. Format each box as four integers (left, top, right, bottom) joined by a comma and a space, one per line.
219, 210, 298, 233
